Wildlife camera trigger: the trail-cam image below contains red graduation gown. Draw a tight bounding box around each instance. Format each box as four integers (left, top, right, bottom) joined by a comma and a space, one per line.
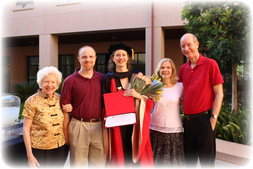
102, 78, 154, 167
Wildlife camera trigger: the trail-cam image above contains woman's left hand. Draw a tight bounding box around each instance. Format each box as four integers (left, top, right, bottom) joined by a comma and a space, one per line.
123, 89, 142, 100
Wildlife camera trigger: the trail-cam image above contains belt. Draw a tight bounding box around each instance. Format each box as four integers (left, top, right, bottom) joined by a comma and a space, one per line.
185, 111, 209, 120
73, 116, 101, 122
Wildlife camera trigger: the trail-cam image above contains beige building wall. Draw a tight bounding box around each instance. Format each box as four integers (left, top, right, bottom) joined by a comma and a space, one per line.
2, 0, 186, 91
2, 46, 39, 87
165, 39, 184, 74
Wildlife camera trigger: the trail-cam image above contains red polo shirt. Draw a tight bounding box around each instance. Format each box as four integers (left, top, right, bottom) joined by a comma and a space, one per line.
178, 53, 224, 115
60, 68, 103, 119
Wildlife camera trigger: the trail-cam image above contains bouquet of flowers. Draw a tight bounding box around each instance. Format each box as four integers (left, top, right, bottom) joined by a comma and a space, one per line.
128, 72, 164, 100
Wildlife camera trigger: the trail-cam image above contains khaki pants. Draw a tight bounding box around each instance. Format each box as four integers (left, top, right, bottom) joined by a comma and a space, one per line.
68, 118, 106, 167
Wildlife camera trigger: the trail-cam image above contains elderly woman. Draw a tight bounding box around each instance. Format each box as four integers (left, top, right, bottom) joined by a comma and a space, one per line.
23, 66, 67, 168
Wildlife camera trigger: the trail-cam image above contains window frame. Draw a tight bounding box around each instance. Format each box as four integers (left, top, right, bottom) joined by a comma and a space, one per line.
13, 1, 34, 11
0, 56, 11, 93
27, 55, 39, 82
95, 53, 110, 75
58, 54, 76, 79
131, 52, 146, 74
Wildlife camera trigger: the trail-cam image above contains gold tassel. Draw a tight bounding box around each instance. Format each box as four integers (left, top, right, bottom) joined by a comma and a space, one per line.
132, 49, 134, 60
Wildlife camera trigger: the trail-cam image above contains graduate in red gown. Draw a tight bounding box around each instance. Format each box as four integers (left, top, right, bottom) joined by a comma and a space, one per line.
102, 42, 154, 167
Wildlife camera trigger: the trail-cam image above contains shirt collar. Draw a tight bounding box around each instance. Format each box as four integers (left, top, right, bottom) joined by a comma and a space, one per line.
187, 53, 204, 70
74, 68, 99, 80
38, 89, 55, 99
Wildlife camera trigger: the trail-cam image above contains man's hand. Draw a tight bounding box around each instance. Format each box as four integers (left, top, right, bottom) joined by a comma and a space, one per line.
62, 104, 73, 113
210, 117, 217, 131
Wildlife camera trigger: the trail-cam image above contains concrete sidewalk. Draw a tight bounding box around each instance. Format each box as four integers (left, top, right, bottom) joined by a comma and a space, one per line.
64, 139, 251, 168
63, 152, 243, 168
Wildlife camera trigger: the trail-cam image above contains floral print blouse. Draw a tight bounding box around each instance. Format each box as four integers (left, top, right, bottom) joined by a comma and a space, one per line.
22, 89, 65, 150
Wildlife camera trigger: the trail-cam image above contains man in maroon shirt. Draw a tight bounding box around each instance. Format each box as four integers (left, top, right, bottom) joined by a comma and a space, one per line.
61, 46, 105, 167
178, 33, 224, 167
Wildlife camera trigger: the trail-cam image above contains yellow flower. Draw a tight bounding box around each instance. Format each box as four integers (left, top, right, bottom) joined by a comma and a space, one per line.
156, 90, 163, 94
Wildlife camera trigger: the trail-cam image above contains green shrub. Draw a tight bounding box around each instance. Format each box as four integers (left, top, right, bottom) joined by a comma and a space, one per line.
12, 81, 38, 103
216, 99, 251, 145
19, 102, 24, 119
55, 78, 64, 95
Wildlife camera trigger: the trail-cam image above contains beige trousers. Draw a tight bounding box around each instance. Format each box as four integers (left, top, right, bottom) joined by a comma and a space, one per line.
68, 118, 106, 167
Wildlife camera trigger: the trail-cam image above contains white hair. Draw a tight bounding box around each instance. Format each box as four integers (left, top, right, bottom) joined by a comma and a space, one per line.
37, 66, 62, 89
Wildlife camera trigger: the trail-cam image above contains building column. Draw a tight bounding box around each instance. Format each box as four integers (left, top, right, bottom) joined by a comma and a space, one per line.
145, 27, 165, 76
145, 27, 152, 76
39, 34, 58, 69
153, 27, 165, 71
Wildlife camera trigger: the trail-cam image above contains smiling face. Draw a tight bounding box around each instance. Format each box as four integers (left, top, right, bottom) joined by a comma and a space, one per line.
41, 74, 58, 98
112, 49, 129, 69
180, 34, 199, 64
159, 61, 172, 79
78, 47, 97, 71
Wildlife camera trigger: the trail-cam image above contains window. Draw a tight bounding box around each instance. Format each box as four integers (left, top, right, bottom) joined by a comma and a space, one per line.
95, 54, 110, 74
221, 57, 253, 100
27, 56, 39, 82
13, 1, 34, 11
17, 0, 34, 7
236, 60, 251, 93
58, 54, 75, 79
131, 53, 145, 74
2, 56, 10, 93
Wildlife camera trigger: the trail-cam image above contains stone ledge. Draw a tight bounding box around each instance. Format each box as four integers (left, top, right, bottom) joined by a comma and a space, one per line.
216, 138, 252, 166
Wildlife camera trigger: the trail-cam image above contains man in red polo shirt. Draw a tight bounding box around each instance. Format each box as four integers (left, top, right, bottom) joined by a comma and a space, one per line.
178, 33, 224, 167
61, 46, 105, 167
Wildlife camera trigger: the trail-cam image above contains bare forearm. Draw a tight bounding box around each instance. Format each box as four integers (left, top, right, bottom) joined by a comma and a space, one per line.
212, 87, 224, 116
210, 84, 224, 131
23, 129, 33, 157
63, 112, 70, 144
63, 112, 69, 131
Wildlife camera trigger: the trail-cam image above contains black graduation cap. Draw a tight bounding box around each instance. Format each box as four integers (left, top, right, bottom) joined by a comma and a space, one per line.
108, 42, 134, 60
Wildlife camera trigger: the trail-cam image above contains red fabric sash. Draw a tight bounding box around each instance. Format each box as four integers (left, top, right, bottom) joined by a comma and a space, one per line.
110, 79, 125, 167
138, 98, 154, 167
108, 78, 154, 167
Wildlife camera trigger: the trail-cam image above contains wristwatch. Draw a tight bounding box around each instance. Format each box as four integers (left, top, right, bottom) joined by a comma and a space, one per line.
211, 114, 218, 119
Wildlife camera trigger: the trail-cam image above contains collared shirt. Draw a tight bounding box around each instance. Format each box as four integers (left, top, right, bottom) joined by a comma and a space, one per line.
178, 53, 224, 115
60, 68, 104, 119
22, 89, 65, 150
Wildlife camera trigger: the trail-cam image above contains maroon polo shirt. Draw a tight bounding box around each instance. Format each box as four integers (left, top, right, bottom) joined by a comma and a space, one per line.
60, 68, 103, 119
178, 53, 224, 115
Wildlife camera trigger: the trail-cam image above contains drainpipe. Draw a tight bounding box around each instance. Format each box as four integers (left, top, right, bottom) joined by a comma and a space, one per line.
151, 1, 154, 74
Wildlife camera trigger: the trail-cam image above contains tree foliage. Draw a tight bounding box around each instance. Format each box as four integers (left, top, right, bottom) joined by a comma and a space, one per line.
181, 1, 251, 111
181, 1, 251, 68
